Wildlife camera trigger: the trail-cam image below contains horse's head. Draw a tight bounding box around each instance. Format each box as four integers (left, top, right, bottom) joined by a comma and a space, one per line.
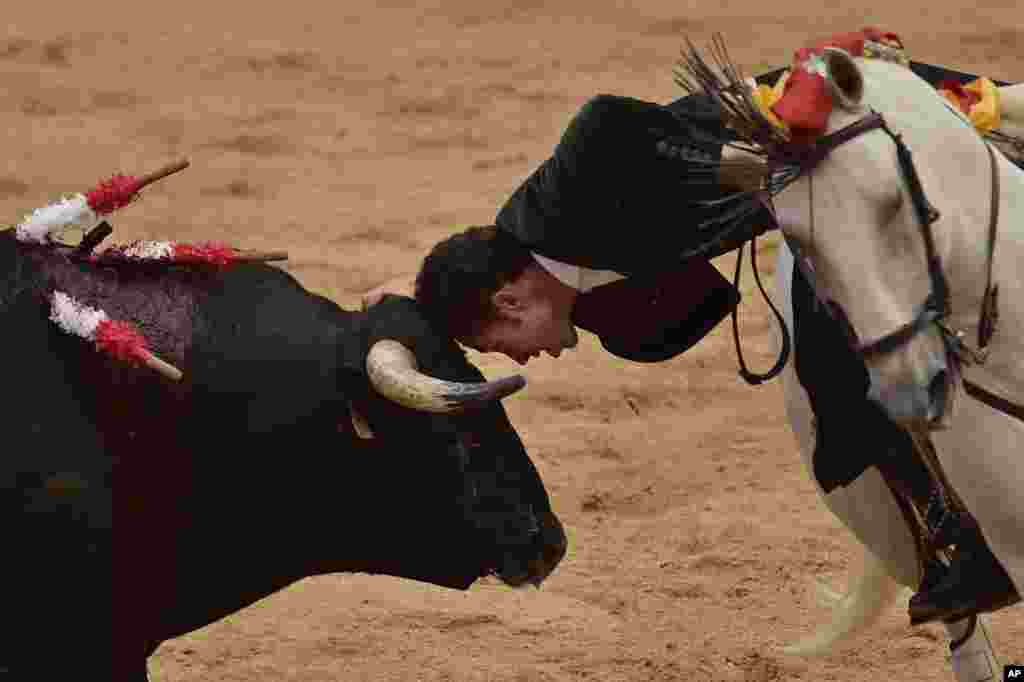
774, 47, 982, 430
689, 32, 1003, 430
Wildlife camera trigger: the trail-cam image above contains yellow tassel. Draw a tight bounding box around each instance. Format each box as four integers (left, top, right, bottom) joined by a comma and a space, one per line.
963, 78, 1001, 133
752, 70, 791, 130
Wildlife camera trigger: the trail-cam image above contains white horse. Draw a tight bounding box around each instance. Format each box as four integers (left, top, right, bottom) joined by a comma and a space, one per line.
706, 44, 1024, 681
769, 239, 1004, 680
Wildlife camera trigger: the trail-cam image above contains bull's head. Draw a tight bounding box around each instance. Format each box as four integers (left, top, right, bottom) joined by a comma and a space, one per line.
7, 228, 567, 595
348, 295, 567, 589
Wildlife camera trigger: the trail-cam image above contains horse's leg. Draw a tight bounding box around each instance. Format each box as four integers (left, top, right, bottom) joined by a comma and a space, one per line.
781, 545, 906, 654
772, 242, 922, 587
772, 243, 917, 653
772, 244, 1003, 680
944, 616, 1001, 682
931, 396, 1024, 598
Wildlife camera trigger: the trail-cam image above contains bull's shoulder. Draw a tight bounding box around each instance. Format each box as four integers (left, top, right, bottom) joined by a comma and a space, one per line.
189, 263, 358, 420
193, 262, 352, 341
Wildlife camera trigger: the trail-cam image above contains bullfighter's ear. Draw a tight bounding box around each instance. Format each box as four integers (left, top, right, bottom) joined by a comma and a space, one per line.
492, 289, 524, 314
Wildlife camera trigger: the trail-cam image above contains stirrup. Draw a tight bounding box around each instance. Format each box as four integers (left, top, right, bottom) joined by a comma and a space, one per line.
924, 491, 979, 549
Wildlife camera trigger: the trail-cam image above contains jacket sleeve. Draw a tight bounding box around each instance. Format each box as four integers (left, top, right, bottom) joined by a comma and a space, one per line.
572, 256, 741, 363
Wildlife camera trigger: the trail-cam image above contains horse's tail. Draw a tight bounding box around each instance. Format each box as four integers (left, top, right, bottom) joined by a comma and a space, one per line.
781, 546, 907, 656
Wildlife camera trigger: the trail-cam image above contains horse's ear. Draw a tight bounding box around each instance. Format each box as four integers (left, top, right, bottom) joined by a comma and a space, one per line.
822, 47, 864, 111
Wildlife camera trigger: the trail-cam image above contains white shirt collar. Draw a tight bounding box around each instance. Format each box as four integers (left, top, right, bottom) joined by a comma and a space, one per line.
531, 252, 625, 293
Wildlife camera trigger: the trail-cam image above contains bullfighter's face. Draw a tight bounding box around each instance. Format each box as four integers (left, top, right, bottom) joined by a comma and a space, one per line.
460, 263, 579, 365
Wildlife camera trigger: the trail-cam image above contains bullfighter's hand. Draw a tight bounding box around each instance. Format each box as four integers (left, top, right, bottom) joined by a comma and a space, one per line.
361, 276, 415, 311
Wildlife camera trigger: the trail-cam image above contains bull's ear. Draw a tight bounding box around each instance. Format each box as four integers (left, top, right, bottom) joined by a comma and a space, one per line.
822, 47, 864, 111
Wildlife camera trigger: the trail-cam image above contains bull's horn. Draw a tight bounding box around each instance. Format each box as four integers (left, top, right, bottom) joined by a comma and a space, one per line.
366, 339, 526, 413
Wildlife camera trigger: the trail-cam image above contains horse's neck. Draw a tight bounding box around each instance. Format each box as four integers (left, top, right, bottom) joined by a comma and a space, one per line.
949, 152, 1024, 398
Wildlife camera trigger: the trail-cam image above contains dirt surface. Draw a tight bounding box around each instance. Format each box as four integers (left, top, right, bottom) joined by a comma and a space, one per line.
2, 2, 1022, 680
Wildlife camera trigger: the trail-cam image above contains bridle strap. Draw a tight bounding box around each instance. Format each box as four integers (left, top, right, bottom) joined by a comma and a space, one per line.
731, 112, 888, 386
976, 142, 1000, 350
858, 302, 942, 357
956, 141, 1021, 422
856, 116, 951, 358
731, 101, 1019, 431
824, 108, 1024, 424
767, 110, 887, 171
963, 380, 1024, 423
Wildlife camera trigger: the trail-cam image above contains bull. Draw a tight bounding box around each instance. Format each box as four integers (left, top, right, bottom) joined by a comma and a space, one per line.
0, 227, 566, 680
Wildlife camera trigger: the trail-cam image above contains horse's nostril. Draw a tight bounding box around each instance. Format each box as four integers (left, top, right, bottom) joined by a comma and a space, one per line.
928, 369, 948, 413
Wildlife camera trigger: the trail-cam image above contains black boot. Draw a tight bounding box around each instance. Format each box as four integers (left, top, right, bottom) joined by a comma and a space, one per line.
874, 460, 1021, 625
908, 516, 1021, 625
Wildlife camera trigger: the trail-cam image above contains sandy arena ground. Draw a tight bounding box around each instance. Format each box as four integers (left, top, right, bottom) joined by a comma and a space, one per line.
1, 1, 1022, 679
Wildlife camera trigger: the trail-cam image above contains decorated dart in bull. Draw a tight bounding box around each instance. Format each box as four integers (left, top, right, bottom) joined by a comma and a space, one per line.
89, 239, 289, 267
15, 159, 190, 244
48, 290, 183, 382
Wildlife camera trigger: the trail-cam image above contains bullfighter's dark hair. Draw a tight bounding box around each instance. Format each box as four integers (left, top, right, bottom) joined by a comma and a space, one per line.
415, 225, 535, 340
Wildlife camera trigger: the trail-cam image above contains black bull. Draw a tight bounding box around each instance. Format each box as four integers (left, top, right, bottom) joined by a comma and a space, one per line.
0, 228, 566, 680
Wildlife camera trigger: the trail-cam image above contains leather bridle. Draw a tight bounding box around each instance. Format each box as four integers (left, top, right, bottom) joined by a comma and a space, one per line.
739, 102, 1024, 423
